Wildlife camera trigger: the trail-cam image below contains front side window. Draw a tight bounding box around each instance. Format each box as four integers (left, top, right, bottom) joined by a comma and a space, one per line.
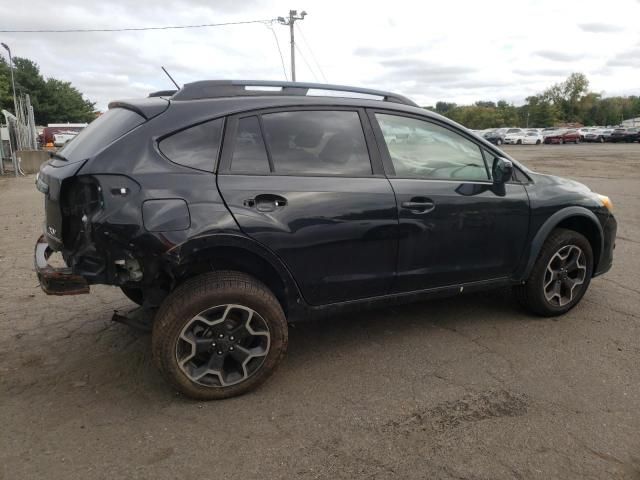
159, 118, 223, 172
375, 114, 489, 181
260, 110, 372, 176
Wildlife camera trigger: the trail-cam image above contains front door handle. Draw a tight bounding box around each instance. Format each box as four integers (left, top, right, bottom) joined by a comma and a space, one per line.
401, 198, 435, 214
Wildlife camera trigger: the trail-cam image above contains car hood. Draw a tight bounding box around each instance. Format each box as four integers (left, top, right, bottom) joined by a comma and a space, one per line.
529, 171, 592, 193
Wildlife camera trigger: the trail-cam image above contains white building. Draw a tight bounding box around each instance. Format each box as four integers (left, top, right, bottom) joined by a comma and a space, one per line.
622, 117, 640, 127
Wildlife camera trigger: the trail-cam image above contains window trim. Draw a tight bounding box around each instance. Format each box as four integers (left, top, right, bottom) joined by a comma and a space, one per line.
218, 106, 386, 178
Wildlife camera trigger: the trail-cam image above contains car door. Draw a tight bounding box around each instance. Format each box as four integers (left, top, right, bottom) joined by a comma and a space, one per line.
369, 110, 530, 292
217, 108, 399, 306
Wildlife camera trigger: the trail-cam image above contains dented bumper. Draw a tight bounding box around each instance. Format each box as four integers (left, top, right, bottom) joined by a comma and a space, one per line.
34, 235, 89, 295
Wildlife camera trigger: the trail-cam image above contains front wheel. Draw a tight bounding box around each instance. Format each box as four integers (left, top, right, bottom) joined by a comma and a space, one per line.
496, 139, 503, 145
536, 139, 541, 145
152, 271, 288, 400
514, 228, 593, 317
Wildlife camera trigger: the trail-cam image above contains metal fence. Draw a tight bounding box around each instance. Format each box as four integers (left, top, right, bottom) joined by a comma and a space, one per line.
1, 93, 37, 176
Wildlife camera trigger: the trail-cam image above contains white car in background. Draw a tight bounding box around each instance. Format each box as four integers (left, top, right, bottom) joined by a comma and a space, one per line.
53, 131, 79, 147
522, 131, 543, 144
503, 128, 526, 144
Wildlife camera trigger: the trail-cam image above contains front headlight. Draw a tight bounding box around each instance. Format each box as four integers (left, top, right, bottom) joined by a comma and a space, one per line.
596, 194, 613, 212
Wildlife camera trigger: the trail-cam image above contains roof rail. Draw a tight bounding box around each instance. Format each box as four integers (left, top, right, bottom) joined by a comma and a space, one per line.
170, 80, 419, 107
148, 89, 177, 98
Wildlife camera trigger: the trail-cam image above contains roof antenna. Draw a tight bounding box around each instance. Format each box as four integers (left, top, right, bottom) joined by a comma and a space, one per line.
161, 66, 180, 89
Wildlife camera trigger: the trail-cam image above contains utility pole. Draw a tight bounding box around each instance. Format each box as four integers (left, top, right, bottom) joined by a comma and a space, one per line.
1, 42, 20, 145
277, 10, 307, 82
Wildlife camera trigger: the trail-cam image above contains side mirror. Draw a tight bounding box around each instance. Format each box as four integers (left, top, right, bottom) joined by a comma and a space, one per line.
492, 157, 513, 184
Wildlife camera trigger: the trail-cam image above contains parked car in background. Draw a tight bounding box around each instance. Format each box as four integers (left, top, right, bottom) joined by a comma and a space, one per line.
522, 131, 543, 145
503, 129, 526, 144
578, 128, 596, 140
53, 131, 79, 147
610, 127, 640, 142
584, 129, 613, 143
544, 129, 581, 144
483, 128, 507, 145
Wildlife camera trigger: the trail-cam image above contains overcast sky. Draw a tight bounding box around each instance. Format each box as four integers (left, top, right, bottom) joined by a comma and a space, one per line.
2, 0, 639, 110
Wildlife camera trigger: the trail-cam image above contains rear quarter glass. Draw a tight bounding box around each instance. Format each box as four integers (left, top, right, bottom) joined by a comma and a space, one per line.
57, 108, 145, 163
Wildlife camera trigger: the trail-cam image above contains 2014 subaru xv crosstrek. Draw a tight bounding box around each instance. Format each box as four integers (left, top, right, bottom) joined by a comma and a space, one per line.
35, 80, 617, 400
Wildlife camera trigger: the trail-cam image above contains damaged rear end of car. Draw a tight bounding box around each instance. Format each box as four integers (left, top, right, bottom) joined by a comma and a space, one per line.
35, 97, 175, 301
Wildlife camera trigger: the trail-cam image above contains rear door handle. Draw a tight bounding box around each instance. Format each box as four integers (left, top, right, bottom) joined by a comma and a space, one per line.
401, 199, 435, 214
244, 194, 288, 213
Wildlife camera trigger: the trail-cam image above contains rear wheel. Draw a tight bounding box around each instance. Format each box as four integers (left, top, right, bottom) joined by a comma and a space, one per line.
152, 271, 288, 400
559, 139, 564, 144
514, 228, 593, 317
496, 139, 503, 145
575, 138, 580, 144
536, 139, 541, 145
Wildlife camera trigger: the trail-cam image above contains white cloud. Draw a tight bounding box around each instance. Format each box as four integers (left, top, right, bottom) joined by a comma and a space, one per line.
1, 0, 639, 111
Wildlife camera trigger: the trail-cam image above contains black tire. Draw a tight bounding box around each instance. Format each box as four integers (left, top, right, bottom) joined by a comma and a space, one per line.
536, 139, 541, 145
121, 285, 144, 305
599, 136, 604, 143
496, 139, 503, 145
513, 228, 593, 317
575, 138, 580, 144
559, 139, 564, 144
152, 271, 288, 400
517, 139, 522, 145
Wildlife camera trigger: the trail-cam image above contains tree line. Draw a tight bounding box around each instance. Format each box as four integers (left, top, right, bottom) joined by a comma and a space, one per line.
0, 55, 96, 125
427, 73, 640, 129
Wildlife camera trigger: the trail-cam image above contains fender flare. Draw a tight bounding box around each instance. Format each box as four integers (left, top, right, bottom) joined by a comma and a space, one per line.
165, 232, 306, 315
515, 206, 603, 282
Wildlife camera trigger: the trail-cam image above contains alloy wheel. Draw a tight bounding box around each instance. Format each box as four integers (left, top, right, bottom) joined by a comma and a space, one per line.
543, 245, 587, 307
176, 304, 271, 387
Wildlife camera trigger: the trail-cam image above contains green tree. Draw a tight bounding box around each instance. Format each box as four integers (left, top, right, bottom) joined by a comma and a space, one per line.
0, 54, 95, 124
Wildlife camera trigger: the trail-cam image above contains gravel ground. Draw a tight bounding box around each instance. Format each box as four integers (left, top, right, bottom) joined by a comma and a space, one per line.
0, 143, 639, 479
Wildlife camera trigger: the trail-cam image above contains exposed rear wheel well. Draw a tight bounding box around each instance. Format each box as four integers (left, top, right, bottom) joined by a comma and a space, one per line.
554, 216, 601, 272
174, 247, 290, 316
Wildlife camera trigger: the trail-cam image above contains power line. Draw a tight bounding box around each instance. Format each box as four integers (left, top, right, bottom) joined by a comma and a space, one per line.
265, 24, 288, 81
0, 19, 274, 33
294, 43, 319, 82
295, 23, 328, 82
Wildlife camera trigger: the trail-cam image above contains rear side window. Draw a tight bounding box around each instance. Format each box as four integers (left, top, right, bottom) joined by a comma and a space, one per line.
159, 118, 223, 172
260, 110, 372, 176
58, 108, 144, 163
230, 116, 270, 173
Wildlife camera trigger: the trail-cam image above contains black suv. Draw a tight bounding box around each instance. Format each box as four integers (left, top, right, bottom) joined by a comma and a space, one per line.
35, 80, 617, 400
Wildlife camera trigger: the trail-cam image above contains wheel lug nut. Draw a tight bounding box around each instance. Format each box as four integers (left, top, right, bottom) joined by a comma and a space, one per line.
219, 334, 224, 338
229, 346, 234, 351
229, 336, 235, 341
217, 350, 223, 355
211, 342, 216, 347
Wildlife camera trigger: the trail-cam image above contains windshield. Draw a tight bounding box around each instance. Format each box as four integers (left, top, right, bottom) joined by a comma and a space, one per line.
58, 108, 145, 163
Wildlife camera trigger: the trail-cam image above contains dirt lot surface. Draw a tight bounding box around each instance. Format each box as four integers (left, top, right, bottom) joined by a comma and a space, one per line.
1, 144, 639, 479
